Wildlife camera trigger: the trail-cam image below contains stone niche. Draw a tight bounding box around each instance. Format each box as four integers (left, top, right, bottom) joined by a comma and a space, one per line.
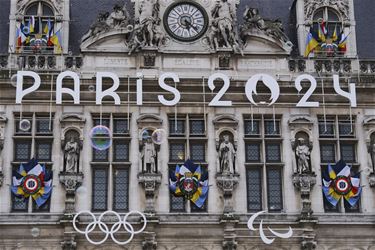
363, 116, 375, 187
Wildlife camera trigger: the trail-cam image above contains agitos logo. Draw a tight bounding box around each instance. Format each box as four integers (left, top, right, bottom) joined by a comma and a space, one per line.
247, 211, 293, 245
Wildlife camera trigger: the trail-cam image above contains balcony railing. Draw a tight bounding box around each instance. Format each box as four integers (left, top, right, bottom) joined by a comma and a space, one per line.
0, 54, 82, 71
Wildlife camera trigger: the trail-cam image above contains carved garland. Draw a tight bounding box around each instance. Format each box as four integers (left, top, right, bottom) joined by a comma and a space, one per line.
304, 0, 350, 21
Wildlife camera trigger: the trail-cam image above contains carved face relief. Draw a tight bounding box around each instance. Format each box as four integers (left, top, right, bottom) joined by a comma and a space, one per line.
163, 1, 209, 42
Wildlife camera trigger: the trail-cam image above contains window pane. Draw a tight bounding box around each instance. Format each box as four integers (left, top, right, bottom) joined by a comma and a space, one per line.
339, 122, 354, 137
169, 119, 185, 135
319, 121, 335, 137
340, 144, 356, 163
15, 119, 32, 134
190, 143, 205, 162
320, 144, 336, 163
170, 195, 185, 212
113, 141, 129, 162
93, 119, 110, 128
12, 196, 28, 211
190, 120, 205, 135
246, 169, 262, 211
42, 3, 54, 16
170, 143, 185, 162
245, 143, 261, 162
113, 119, 128, 134
113, 168, 129, 211
15, 141, 31, 161
244, 120, 260, 135
267, 168, 283, 212
92, 168, 108, 211
93, 149, 108, 162
36, 119, 52, 134
265, 143, 281, 162
264, 121, 280, 136
36, 142, 52, 161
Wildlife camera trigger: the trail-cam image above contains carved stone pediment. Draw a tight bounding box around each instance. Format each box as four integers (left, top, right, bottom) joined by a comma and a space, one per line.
213, 114, 239, 129
288, 115, 314, 140
137, 114, 163, 129
17, 0, 63, 15
60, 113, 86, 143
304, 0, 350, 22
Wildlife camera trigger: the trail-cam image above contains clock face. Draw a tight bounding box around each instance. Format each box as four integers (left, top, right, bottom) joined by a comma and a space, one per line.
164, 2, 208, 42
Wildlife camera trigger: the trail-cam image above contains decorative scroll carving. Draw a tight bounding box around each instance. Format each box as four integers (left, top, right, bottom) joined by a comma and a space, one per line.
304, 0, 350, 21
240, 6, 292, 47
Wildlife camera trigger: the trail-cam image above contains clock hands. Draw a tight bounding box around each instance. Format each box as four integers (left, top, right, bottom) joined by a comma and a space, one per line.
183, 19, 199, 32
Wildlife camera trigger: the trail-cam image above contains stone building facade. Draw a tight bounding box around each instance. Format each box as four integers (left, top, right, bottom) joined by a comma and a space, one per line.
0, 0, 375, 249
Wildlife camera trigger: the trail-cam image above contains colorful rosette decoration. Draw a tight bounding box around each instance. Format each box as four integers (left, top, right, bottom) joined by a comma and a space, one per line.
322, 160, 361, 207
11, 159, 53, 207
169, 159, 209, 208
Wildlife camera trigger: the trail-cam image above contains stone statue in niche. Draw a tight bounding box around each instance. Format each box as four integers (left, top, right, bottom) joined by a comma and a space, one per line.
140, 137, 157, 173
295, 138, 312, 174
208, 0, 242, 53
241, 7, 292, 46
128, 0, 164, 54
368, 142, 375, 172
64, 135, 80, 173
218, 135, 236, 174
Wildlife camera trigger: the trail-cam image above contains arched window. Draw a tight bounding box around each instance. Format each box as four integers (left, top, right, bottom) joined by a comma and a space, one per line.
311, 7, 346, 57
22, 1, 55, 53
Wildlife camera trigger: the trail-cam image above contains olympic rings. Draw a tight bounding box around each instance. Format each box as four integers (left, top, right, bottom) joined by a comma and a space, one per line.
73, 210, 147, 246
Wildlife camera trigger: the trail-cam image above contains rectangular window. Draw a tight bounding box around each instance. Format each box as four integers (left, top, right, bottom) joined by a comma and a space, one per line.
15, 118, 32, 134
170, 195, 185, 212
189, 119, 205, 135
169, 119, 185, 136
338, 118, 355, 138
244, 120, 260, 136
265, 143, 281, 162
93, 149, 109, 162
113, 168, 129, 211
14, 141, 31, 161
170, 143, 185, 162
12, 196, 28, 212
93, 118, 110, 128
36, 119, 52, 134
267, 168, 283, 212
92, 168, 108, 211
340, 143, 356, 163
113, 119, 128, 134
318, 120, 335, 137
246, 168, 262, 211
320, 144, 336, 163
190, 143, 205, 162
245, 143, 261, 162
264, 120, 280, 136
35, 141, 52, 161
113, 141, 129, 162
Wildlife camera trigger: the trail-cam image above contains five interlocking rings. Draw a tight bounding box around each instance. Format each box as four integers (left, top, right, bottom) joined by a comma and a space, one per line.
73, 210, 147, 245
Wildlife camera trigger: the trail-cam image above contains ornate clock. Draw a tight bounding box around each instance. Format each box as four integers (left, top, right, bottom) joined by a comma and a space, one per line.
164, 1, 209, 42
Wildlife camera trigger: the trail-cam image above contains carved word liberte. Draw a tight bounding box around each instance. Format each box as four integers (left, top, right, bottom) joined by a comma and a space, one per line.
15, 71, 357, 107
